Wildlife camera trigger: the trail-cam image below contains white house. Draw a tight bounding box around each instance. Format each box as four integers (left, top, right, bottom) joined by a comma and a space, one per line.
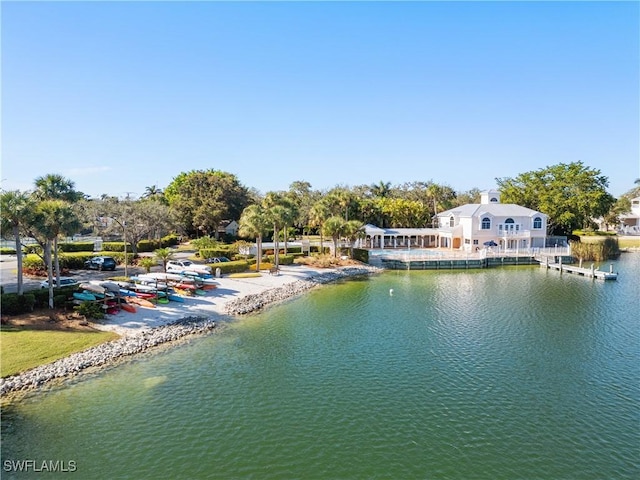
436, 190, 548, 252
619, 196, 640, 235
361, 189, 548, 252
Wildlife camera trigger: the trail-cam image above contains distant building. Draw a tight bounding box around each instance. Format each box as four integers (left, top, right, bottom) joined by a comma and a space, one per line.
619, 196, 640, 235
217, 220, 239, 237
362, 189, 548, 252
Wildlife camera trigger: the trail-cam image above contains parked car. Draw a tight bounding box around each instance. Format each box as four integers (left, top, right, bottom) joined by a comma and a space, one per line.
206, 257, 230, 263
84, 256, 117, 271
40, 277, 79, 289
166, 260, 212, 274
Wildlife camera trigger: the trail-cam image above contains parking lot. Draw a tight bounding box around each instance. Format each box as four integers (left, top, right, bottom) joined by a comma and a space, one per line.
0, 256, 147, 294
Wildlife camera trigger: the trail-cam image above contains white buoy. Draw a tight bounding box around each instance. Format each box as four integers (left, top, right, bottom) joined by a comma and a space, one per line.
389, 288, 394, 296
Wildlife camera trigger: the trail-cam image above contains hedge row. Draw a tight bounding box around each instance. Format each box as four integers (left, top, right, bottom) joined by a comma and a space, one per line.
0, 248, 17, 255
207, 260, 250, 274
59, 242, 95, 252
22, 251, 136, 273
1, 287, 76, 315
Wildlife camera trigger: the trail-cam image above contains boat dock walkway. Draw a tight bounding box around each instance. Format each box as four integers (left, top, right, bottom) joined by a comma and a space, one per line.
540, 257, 618, 281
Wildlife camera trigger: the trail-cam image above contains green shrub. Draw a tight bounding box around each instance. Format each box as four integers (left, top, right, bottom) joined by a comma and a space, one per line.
1, 293, 36, 315
0, 248, 17, 255
24, 244, 43, 254
137, 240, 161, 253
211, 260, 250, 275
58, 242, 95, 252
199, 248, 230, 260
102, 242, 132, 252
161, 234, 180, 247
352, 248, 369, 263
74, 302, 104, 320
265, 254, 295, 265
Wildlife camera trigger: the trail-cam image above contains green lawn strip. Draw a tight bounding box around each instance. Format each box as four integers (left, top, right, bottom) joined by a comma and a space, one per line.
619, 238, 640, 249
1, 328, 119, 378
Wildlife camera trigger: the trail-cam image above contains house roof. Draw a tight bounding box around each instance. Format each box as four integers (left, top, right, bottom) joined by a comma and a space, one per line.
437, 203, 546, 218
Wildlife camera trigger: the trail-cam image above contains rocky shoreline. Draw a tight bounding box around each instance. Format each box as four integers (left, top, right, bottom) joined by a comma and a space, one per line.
1, 265, 381, 397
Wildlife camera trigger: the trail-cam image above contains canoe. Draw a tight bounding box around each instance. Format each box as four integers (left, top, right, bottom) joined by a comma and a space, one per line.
199, 284, 217, 290
73, 292, 96, 301
120, 303, 136, 313
135, 292, 156, 299
119, 289, 137, 297
194, 289, 206, 296
156, 297, 170, 304
80, 283, 105, 294
127, 297, 155, 308
167, 293, 185, 303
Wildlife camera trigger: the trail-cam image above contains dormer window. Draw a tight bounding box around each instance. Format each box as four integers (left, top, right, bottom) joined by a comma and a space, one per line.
481, 217, 491, 230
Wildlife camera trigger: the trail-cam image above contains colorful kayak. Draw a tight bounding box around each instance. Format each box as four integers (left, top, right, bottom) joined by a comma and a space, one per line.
73, 292, 96, 301
127, 297, 155, 308
167, 293, 185, 303
120, 303, 136, 313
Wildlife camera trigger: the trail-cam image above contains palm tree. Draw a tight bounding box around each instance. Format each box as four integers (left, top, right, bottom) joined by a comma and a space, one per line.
309, 200, 331, 255
33, 174, 82, 202
371, 181, 392, 199
322, 216, 346, 258
342, 220, 365, 258
239, 204, 269, 271
153, 248, 175, 272
29, 200, 75, 308
0, 190, 33, 295
33, 174, 81, 287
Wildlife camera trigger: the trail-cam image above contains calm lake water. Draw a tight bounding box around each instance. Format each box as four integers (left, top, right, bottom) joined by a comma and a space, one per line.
2, 255, 639, 479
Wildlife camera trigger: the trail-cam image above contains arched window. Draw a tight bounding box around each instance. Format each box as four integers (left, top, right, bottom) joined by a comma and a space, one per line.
490, 197, 498, 202
533, 217, 542, 229
449, 216, 455, 227
481, 217, 491, 230
505, 218, 514, 224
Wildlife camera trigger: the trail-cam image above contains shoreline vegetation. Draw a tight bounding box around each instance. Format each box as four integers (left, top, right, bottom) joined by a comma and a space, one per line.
0, 265, 381, 400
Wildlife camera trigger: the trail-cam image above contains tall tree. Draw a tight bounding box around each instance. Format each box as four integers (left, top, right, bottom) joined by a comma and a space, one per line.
165, 170, 251, 237
239, 204, 269, 271
322, 216, 346, 258
33, 174, 81, 287
0, 190, 34, 295
309, 200, 331, 254
342, 219, 365, 258
497, 161, 615, 235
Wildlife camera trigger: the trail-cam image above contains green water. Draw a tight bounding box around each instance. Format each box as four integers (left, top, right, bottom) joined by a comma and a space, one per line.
2, 255, 639, 479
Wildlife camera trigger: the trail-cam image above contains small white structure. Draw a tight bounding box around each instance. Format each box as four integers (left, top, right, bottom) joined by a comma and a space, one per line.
619, 196, 640, 235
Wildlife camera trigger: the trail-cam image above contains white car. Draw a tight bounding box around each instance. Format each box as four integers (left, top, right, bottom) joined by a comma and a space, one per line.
40, 277, 79, 289
166, 260, 212, 274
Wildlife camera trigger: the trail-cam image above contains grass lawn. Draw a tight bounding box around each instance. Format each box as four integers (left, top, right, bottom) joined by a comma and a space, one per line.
1, 327, 119, 378
619, 238, 640, 248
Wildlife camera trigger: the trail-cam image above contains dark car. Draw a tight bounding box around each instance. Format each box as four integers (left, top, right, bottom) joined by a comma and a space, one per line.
84, 256, 117, 271
206, 257, 230, 263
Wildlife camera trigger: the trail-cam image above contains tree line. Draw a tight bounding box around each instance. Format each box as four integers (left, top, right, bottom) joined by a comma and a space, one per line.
1, 161, 636, 304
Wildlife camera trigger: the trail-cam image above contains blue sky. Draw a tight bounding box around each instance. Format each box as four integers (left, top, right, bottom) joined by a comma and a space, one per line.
2, 1, 638, 199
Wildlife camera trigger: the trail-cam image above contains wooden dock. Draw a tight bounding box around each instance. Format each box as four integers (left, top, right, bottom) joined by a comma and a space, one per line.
540, 257, 618, 280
